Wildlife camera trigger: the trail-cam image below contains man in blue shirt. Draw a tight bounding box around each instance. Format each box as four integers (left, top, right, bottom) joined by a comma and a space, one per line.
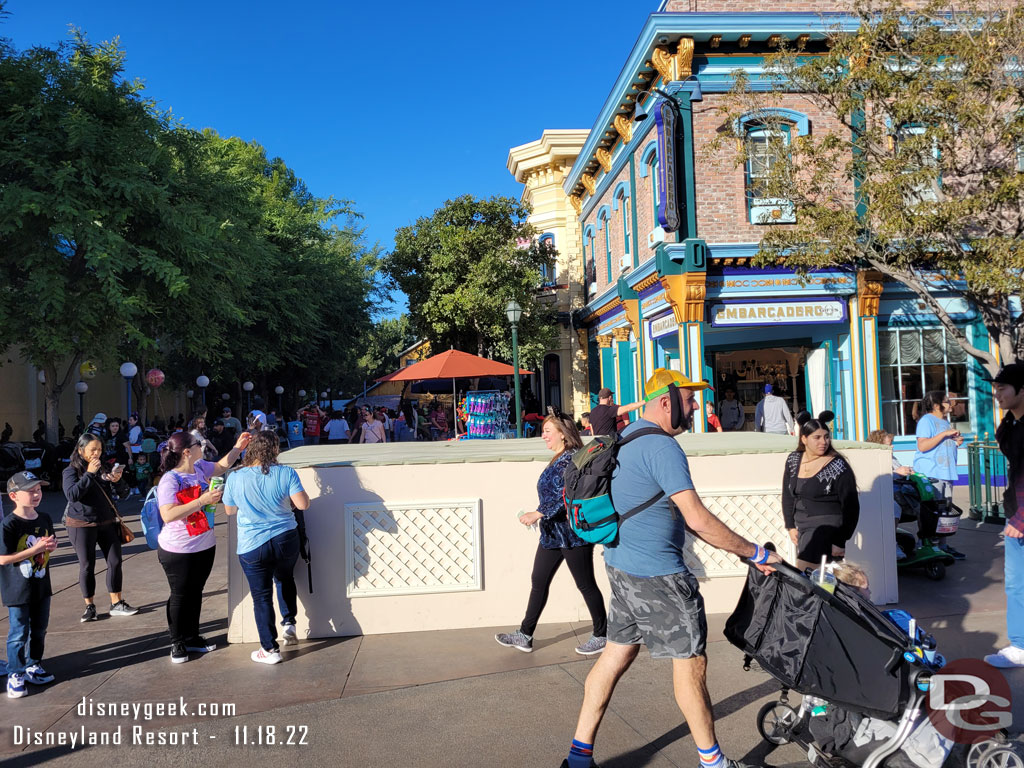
562, 369, 779, 768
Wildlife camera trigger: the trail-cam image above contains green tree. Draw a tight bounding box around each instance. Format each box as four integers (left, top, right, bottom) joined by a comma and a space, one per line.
713, 0, 1024, 373
357, 314, 418, 382
0, 33, 248, 442
382, 195, 557, 367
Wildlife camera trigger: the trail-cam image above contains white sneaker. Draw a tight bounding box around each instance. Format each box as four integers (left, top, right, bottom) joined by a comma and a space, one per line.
281, 625, 298, 646
251, 648, 282, 665
984, 645, 1024, 668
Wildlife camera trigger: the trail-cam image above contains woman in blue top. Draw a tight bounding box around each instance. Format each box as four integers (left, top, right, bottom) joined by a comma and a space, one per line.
223, 431, 309, 665
495, 413, 607, 656
914, 390, 965, 558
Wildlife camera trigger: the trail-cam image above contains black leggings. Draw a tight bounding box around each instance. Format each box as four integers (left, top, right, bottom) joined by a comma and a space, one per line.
158, 546, 216, 644
67, 524, 123, 599
520, 543, 606, 638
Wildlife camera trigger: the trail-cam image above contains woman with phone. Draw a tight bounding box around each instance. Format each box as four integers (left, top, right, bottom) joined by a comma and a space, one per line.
913, 390, 966, 559
155, 429, 250, 664
63, 434, 139, 622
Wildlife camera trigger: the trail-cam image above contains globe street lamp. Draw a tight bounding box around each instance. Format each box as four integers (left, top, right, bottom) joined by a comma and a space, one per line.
505, 300, 523, 439
243, 381, 254, 414
196, 375, 210, 406
120, 362, 138, 417
75, 381, 88, 424
275, 385, 284, 418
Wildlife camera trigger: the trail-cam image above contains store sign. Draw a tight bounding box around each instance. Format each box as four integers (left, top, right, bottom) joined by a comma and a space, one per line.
710, 299, 847, 327
655, 100, 680, 232
650, 314, 678, 339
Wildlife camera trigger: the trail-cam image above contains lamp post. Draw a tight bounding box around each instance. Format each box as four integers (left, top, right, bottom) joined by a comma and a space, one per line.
196, 375, 210, 406
120, 362, 138, 417
275, 385, 284, 418
505, 300, 523, 438
243, 381, 254, 414
75, 381, 88, 424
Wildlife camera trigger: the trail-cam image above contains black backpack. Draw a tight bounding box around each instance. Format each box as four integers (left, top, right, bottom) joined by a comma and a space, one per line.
563, 427, 670, 544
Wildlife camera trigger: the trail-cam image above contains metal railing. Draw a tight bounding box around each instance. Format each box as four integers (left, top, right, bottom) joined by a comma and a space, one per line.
967, 434, 1008, 524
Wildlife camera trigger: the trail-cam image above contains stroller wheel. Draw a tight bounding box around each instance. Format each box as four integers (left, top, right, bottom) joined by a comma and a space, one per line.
925, 561, 946, 581
756, 701, 797, 745
978, 745, 1024, 768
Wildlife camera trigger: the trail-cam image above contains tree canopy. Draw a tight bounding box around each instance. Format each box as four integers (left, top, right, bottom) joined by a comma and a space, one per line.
0, 29, 379, 439
714, 0, 1024, 373
357, 314, 418, 383
382, 195, 557, 368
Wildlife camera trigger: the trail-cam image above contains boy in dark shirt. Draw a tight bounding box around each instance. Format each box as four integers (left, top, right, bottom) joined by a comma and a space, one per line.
2, 471, 58, 698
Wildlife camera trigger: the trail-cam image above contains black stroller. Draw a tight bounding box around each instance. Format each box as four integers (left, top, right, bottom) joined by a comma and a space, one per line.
725, 558, 1018, 768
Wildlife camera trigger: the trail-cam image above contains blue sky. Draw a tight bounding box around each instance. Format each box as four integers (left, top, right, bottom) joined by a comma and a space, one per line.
4, 1, 654, 313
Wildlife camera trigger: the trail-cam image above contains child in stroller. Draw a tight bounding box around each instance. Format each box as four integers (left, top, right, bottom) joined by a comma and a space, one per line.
725, 556, 1016, 768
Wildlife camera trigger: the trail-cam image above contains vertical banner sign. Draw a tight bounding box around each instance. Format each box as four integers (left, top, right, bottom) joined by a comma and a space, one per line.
655, 100, 680, 232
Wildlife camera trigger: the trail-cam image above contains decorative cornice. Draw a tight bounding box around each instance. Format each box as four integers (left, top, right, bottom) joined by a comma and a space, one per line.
612, 327, 631, 342
660, 272, 707, 324
677, 37, 694, 78
652, 46, 675, 85
857, 270, 885, 317
613, 114, 633, 144
581, 174, 597, 196
595, 148, 613, 173
634, 273, 661, 292
569, 195, 582, 216
597, 334, 614, 349
507, 129, 590, 183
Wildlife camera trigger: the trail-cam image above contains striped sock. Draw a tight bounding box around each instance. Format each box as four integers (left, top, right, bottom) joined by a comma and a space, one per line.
567, 738, 594, 768
697, 742, 726, 768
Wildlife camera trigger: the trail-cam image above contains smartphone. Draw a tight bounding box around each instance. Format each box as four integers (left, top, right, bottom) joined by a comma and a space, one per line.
112, 463, 124, 473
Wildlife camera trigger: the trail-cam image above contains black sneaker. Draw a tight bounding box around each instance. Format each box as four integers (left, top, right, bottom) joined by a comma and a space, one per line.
80, 604, 97, 623
109, 600, 140, 617
170, 642, 189, 664
559, 760, 599, 768
184, 636, 216, 653
941, 544, 967, 560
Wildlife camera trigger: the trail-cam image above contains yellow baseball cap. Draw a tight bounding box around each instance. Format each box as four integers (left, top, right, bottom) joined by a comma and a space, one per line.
643, 368, 713, 401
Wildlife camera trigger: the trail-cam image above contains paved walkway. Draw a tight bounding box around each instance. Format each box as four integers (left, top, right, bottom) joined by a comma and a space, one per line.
0, 489, 1019, 767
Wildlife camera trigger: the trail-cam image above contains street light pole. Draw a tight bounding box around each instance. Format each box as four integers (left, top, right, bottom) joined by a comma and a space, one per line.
505, 300, 523, 439
196, 375, 210, 407
120, 362, 138, 417
275, 385, 284, 419
75, 381, 88, 426
243, 381, 254, 414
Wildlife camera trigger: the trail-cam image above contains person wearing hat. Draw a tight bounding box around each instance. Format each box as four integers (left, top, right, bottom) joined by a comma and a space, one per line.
86, 413, 107, 438
562, 369, 780, 768
2, 472, 58, 698
754, 383, 794, 435
220, 407, 243, 438
588, 387, 645, 437
986, 363, 1024, 668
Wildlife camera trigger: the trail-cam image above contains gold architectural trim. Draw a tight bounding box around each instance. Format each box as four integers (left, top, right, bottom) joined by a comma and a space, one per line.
796, 33, 810, 49
581, 173, 596, 196
709, 34, 722, 48
660, 273, 707, 324
595, 148, 613, 173
857, 270, 885, 317
634, 273, 660, 291
569, 195, 582, 216
652, 46, 675, 85
612, 327, 631, 343
596, 334, 614, 349
676, 37, 694, 79
613, 114, 633, 144
739, 34, 751, 48
768, 34, 782, 48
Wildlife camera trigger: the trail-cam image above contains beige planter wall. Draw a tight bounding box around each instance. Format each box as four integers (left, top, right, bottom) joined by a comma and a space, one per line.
227, 436, 895, 643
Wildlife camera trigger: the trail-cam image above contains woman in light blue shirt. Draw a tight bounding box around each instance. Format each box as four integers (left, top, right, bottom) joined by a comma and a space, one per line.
223, 431, 309, 665
913, 390, 965, 558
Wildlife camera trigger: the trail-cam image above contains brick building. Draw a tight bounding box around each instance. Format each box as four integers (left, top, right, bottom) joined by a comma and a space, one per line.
511, 1, 1011, 478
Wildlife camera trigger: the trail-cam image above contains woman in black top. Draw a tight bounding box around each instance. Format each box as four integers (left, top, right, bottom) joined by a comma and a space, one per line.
62, 434, 139, 622
781, 411, 860, 571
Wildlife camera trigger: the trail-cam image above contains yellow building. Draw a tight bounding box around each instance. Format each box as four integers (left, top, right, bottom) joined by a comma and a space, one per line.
507, 129, 592, 417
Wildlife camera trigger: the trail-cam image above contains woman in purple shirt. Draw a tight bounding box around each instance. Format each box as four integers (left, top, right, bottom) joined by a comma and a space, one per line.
156, 429, 250, 664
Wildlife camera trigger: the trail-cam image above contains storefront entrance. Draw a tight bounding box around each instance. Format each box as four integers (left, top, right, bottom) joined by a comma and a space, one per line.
710, 346, 807, 431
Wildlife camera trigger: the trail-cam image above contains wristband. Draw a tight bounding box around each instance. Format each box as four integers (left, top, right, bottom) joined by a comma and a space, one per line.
749, 545, 770, 565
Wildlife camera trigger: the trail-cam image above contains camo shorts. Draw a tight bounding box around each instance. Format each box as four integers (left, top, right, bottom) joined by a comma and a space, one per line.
605, 564, 707, 659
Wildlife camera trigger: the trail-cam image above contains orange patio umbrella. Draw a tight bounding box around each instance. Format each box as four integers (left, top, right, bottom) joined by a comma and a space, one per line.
376, 349, 532, 437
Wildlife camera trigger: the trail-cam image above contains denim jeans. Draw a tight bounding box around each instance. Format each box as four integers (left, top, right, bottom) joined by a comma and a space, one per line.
238, 529, 300, 651
7, 597, 50, 675
1006, 535, 1024, 649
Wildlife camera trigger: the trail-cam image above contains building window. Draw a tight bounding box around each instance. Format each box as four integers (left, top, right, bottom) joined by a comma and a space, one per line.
597, 208, 611, 282
894, 124, 940, 204
539, 233, 556, 286
879, 327, 970, 436
745, 124, 795, 224
583, 226, 597, 296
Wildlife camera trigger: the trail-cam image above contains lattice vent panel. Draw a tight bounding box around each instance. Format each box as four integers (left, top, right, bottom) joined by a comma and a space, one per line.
684, 491, 793, 577
345, 500, 482, 597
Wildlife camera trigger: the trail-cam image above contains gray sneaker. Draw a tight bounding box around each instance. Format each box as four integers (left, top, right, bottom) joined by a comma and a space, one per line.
575, 635, 607, 656
495, 630, 533, 653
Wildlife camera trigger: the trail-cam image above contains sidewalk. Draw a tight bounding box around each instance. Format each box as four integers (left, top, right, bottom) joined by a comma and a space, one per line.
0, 489, 1019, 767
